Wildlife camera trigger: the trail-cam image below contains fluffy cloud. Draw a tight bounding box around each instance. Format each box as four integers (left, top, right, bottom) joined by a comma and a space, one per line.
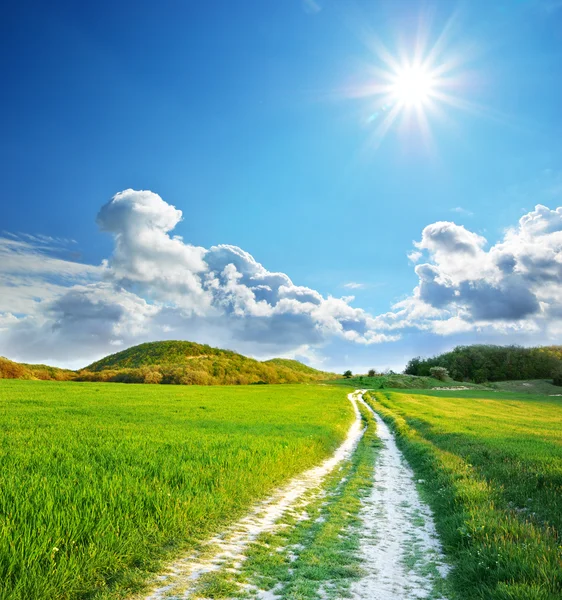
383, 204, 562, 336
1, 284, 158, 365
97, 189, 211, 312
1, 191, 562, 369
0, 235, 100, 314
0, 190, 395, 366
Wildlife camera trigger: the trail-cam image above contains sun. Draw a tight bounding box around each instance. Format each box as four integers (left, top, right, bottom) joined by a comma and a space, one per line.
391, 64, 435, 107
345, 15, 478, 148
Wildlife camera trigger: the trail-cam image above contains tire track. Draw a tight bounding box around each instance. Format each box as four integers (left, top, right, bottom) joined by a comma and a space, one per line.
351, 392, 450, 600
141, 391, 365, 600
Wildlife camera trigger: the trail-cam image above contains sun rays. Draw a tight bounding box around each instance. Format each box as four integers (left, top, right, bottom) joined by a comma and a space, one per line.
345, 13, 481, 150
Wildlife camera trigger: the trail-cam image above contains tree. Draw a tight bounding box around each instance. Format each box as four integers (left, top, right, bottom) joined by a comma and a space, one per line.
404, 357, 423, 375
368, 369, 376, 377
430, 366, 449, 381
343, 370, 353, 379
403, 345, 562, 383
553, 366, 562, 387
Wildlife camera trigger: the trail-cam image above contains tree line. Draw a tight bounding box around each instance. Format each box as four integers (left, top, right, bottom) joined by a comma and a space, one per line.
404, 345, 562, 383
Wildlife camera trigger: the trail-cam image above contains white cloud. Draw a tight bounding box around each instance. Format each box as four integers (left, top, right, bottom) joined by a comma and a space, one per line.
451, 207, 474, 216
407, 250, 422, 264
0, 235, 101, 315
0, 190, 396, 366
302, 0, 321, 14
343, 282, 366, 289
2, 191, 562, 369
391, 204, 562, 337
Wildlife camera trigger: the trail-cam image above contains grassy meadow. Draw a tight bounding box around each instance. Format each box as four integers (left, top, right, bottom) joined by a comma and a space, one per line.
490, 379, 562, 395
330, 373, 487, 389
366, 389, 562, 600
0, 380, 352, 600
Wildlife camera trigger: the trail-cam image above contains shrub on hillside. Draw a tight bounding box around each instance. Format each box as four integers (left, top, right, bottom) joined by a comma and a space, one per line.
429, 366, 449, 381
140, 367, 163, 384
368, 369, 376, 377
0, 357, 30, 379
29, 366, 75, 381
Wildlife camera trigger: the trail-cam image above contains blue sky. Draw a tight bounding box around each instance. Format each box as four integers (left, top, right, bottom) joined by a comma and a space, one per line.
2, 0, 562, 371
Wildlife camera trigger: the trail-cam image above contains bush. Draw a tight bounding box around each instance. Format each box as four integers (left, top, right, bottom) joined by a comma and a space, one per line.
142, 368, 163, 384
429, 366, 449, 381
0, 357, 30, 379
553, 368, 562, 387
368, 369, 376, 377
343, 370, 352, 379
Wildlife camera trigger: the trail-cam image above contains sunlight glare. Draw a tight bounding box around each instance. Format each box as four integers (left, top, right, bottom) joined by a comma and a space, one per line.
391, 64, 435, 107
345, 12, 483, 151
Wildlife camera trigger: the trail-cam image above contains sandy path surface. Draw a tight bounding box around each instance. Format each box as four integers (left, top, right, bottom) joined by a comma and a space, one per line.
351, 393, 450, 600
142, 391, 365, 600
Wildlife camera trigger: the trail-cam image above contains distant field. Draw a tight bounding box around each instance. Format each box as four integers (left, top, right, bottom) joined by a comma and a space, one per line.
0, 380, 352, 600
366, 389, 562, 600
490, 378, 562, 395
330, 373, 487, 389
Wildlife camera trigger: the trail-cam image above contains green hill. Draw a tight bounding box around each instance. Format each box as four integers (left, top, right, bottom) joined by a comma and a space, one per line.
330, 372, 488, 390
78, 341, 333, 385
79, 340, 336, 385
264, 358, 329, 376
0, 342, 335, 386
85, 340, 235, 371
0, 357, 75, 381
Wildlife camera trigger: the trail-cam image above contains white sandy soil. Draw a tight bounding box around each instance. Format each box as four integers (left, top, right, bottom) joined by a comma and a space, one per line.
350, 393, 450, 599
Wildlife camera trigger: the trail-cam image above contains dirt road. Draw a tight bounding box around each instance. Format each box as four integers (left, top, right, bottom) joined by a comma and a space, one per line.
141, 390, 450, 599
352, 393, 450, 599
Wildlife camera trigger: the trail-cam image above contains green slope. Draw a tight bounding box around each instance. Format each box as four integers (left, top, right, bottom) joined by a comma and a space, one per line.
330, 373, 488, 390
84, 340, 234, 371
79, 341, 335, 385
0, 357, 74, 381
2, 341, 335, 386
264, 357, 332, 376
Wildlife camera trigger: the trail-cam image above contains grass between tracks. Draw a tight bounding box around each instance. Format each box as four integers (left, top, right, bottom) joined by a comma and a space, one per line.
196, 400, 379, 599
365, 389, 562, 600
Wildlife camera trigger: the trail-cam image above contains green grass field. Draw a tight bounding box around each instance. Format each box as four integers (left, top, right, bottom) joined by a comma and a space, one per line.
366, 388, 562, 600
490, 379, 562, 395
0, 380, 352, 600
330, 373, 487, 390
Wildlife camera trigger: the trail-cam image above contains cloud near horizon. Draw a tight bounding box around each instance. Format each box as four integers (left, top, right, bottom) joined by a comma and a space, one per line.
0, 190, 395, 367
1, 190, 562, 369
376, 205, 562, 339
